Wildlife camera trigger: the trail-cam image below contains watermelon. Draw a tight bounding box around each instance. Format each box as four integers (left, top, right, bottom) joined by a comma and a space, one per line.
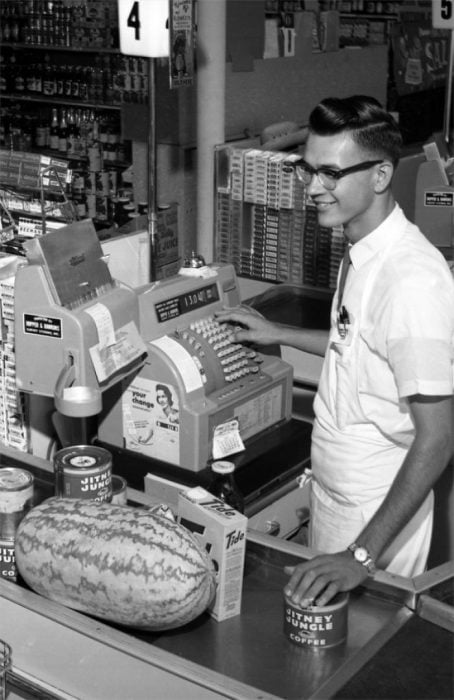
15, 497, 217, 631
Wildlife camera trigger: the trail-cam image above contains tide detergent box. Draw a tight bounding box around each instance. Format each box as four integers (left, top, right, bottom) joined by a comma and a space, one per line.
177, 487, 247, 622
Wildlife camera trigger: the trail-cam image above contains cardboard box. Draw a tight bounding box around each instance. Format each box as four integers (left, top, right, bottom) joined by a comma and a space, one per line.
178, 487, 247, 622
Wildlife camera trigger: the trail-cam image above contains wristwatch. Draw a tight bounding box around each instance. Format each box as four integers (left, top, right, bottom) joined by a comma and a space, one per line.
348, 543, 376, 575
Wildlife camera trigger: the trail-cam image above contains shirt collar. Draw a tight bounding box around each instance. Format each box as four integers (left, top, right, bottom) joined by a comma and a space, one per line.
349, 204, 404, 270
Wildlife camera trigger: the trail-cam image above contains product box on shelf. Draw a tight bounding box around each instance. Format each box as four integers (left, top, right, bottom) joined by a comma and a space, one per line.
177, 487, 247, 622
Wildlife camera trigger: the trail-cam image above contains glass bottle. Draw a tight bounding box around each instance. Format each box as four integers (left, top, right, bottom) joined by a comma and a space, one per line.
42, 53, 56, 96
58, 108, 68, 153
49, 107, 59, 150
209, 461, 244, 513
66, 107, 79, 157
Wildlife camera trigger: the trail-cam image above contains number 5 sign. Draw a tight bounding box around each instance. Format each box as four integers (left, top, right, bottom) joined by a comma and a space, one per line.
432, 0, 454, 28
118, 0, 169, 57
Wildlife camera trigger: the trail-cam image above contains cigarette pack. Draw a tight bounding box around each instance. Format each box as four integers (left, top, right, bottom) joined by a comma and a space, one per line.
178, 487, 247, 622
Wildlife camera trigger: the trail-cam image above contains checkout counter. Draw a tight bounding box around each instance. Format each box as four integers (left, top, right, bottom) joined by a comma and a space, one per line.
0, 444, 453, 700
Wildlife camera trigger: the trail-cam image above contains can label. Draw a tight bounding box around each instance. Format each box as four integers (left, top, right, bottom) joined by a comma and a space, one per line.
0, 468, 34, 513
54, 446, 112, 503
0, 539, 17, 582
283, 592, 348, 649
0, 468, 34, 542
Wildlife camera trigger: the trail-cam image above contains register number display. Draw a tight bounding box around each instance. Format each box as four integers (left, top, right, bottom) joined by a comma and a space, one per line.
155, 283, 220, 322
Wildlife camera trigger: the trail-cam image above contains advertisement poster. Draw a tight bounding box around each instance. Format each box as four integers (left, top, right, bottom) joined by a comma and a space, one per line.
169, 0, 195, 89
391, 17, 450, 95
122, 376, 180, 464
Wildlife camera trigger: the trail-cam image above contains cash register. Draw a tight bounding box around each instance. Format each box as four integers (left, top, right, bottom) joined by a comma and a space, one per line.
98, 254, 294, 472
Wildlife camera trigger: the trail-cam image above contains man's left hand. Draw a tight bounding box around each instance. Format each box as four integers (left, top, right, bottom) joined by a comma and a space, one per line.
284, 551, 369, 607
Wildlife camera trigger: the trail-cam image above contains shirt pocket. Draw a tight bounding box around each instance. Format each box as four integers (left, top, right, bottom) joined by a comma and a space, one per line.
333, 317, 367, 428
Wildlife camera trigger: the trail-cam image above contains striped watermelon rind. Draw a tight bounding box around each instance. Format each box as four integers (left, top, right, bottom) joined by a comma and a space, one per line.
15, 497, 217, 631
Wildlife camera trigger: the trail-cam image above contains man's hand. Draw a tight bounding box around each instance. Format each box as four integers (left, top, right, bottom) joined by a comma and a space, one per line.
215, 305, 280, 346
284, 551, 369, 607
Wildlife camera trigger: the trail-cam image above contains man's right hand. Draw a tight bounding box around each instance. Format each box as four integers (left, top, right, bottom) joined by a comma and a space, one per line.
215, 306, 280, 346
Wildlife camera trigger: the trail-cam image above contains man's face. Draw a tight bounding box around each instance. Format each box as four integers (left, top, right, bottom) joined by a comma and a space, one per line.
303, 131, 380, 242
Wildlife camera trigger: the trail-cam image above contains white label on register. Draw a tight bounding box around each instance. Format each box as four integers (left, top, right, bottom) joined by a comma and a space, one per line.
212, 419, 245, 460
150, 336, 204, 393
236, 385, 283, 434
89, 321, 147, 383
85, 303, 116, 347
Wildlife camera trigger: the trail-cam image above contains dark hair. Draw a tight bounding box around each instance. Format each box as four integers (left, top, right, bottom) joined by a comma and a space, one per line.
156, 383, 173, 405
308, 95, 402, 166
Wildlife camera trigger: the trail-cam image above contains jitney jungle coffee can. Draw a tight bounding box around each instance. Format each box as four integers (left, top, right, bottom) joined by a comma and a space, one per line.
284, 591, 349, 649
0, 467, 34, 582
54, 446, 112, 503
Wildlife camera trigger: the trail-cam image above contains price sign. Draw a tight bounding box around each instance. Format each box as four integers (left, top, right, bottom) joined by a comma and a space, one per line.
118, 0, 169, 57
432, 0, 454, 28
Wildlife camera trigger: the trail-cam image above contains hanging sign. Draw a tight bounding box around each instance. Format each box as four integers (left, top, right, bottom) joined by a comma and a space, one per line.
169, 0, 195, 89
391, 12, 450, 95
432, 0, 454, 28
118, 0, 169, 57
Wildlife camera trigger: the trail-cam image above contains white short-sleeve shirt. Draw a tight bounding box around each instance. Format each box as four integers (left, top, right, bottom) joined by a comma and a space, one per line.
312, 204, 454, 506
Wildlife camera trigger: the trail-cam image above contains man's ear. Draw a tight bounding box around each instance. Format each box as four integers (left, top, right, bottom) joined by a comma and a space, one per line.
374, 160, 394, 193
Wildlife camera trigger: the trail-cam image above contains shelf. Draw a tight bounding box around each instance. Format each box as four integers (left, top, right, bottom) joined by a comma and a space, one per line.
0, 94, 122, 111
0, 42, 119, 53
340, 12, 397, 19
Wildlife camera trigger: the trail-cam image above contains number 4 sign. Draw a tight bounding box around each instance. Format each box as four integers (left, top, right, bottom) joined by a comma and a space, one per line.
118, 0, 169, 57
432, 0, 454, 28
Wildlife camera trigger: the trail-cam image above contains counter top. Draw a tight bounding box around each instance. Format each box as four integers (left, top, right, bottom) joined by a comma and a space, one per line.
0, 532, 413, 700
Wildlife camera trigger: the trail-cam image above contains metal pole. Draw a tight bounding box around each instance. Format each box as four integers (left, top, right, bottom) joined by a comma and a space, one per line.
196, 0, 226, 263
442, 29, 454, 154
148, 57, 159, 281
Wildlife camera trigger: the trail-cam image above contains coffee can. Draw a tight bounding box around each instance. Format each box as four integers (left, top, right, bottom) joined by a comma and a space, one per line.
54, 445, 112, 503
284, 591, 348, 649
0, 467, 34, 582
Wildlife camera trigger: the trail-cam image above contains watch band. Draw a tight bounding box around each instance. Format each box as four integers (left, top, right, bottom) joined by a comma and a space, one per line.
348, 543, 376, 575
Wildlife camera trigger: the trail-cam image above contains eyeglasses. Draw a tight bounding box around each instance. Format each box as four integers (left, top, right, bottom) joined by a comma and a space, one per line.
294, 159, 384, 191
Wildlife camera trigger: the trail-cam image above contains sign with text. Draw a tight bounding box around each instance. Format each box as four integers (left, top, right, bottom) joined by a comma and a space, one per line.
169, 0, 195, 89
432, 0, 454, 29
391, 13, 451, 95
118, 0, 169, 57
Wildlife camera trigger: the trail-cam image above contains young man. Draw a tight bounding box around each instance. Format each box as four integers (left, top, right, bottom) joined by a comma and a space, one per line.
216, 95, 454, 606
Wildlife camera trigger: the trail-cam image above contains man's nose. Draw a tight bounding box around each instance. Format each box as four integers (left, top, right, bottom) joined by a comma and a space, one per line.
306, 172, 326, 195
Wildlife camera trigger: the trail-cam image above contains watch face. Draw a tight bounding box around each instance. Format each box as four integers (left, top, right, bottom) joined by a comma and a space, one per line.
354, 547, 368, 563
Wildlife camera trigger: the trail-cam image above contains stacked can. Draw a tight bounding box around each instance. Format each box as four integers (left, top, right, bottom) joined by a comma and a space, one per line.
0, 467, 34, 582
54, 445, 113, 503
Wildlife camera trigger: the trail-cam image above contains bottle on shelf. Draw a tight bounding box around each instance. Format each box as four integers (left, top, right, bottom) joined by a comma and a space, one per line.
13, 55, 24, 93
58, 108, 68, 154
66, 108, 79, 157
0, 55, 6, 93
78, 109, 90, 157
87, 111, 102, 171
49, 107, 60, 151
208, 461, 245, 513
42, 53, 56, 96
34, 111, 49, 149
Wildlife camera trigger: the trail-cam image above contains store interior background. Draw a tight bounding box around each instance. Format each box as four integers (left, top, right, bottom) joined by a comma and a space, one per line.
138, 0, 449, 261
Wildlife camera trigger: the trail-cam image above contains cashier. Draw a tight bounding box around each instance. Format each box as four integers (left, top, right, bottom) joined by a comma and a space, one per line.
216, 95, 454, 605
